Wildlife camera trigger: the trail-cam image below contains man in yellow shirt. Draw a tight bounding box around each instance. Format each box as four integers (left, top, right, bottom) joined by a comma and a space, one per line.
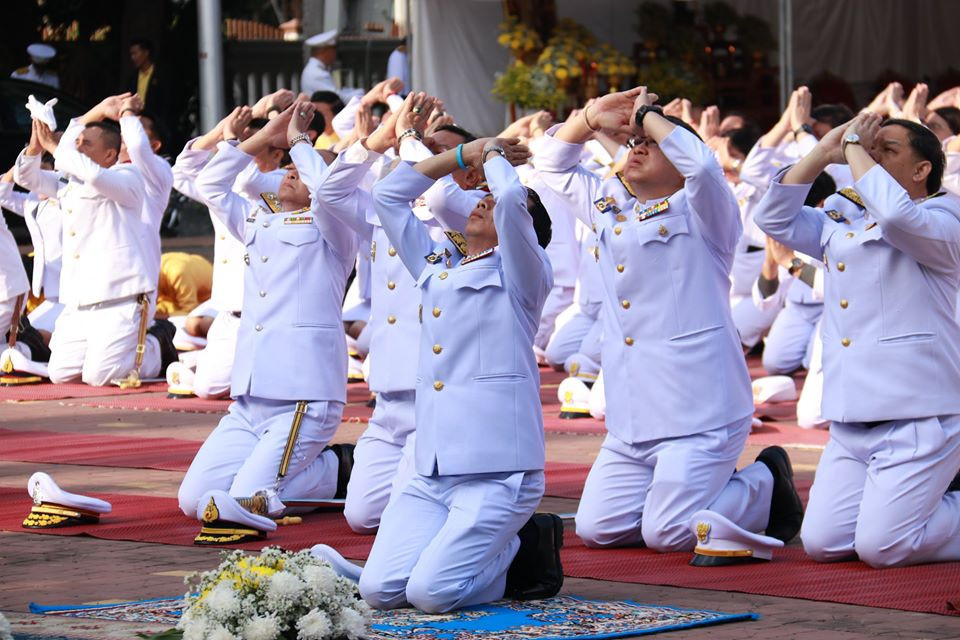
155, 252, 213, 319
127, 39, 170, 129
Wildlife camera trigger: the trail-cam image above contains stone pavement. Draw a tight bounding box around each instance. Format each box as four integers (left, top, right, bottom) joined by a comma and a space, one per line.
2, 397, 960, 639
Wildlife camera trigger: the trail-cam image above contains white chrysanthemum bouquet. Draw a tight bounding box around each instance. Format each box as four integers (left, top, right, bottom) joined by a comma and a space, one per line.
0, 611, 12, 640
177, 547, 371, 640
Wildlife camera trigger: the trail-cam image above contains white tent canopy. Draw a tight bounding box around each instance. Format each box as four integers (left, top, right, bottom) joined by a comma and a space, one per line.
411, 0, 960, 135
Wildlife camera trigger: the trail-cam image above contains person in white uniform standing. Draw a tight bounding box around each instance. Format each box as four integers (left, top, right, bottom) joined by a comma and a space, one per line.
536, 86, 802, 554
300, 30, 339, 96
177, 103, 355, 533
756, 112, 960, 568
15, 98, 164, 386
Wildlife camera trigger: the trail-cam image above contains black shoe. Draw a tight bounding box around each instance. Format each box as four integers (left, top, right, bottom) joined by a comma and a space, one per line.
366, 393, 377, 409
147, 318, 178, 372
505, 513, 564, 601
326, 444, 355, 499
947, 469, 960, 493
756, 446, 804, 542
14, 315, 51, 363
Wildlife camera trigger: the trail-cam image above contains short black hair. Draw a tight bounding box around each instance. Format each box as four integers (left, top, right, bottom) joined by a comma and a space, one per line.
882, 118, 945, 195
434, 123, 477, 143
129, 39, 154, 56
934, 106, 960, 136
138, 110, 167, 152
86, 121, 121, 152
310, 91, 345, 114
805, 171, 836, 207
811, 104, 854, 130
308, 111, 325, 135
725, 124, 761, 158
525, 187, 552, 249
247, 117, 270, 131
370, 101, 390, 120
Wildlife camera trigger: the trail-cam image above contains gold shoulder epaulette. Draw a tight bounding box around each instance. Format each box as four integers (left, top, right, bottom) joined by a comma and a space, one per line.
837, 188, 865, 209
615, 171, 638, 199
444, 230, 468, 256
260, 192, 282, 213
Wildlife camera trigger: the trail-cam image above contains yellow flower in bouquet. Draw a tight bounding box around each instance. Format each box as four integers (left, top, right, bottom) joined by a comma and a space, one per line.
497, 16, 541, 56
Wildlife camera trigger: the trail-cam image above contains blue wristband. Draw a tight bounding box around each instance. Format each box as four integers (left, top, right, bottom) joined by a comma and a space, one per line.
455, 143, 467, 170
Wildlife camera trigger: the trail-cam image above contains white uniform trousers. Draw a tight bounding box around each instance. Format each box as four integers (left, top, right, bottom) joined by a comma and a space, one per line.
192, 310, 240, 398
177, 395, 343, 515
545, 302, 602, 370
344, 390, 417, 533
796, 323, 827, 429
48, 296, 161, 386
359, 469, 544, 613
534, 285, 575, 351
802, 415, 960, 567
732, 295, 780, 349
576, 416, 772, 551
762, 302, 821, 374
27, 299, 63, 334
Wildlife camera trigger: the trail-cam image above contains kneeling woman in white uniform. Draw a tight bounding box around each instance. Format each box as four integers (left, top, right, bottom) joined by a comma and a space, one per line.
319, 131, 562, 613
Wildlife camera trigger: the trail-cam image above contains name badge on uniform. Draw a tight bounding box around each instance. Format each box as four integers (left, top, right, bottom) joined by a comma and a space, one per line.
284, 215, 313, 225
825, 210, 849, 224
634, 198, 670, 221
370, 241, 377, 262
246, 210, 259, 223
593, 196, 620, 214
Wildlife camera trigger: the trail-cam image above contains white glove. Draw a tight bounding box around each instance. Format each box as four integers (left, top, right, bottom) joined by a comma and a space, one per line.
26, 94, 57, 130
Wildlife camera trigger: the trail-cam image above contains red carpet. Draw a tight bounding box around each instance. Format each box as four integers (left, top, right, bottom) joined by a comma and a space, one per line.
74, 394, 231, 413
0, 487, 375, 557
0, 428, 200, 472
0, 429, 591, 498
561, 530, 960, 616
3, 486, 956, 616
0, 380, 167, 402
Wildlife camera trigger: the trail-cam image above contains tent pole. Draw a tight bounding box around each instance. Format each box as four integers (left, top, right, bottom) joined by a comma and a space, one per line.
198, 0, 225, 132
778, 0, 793, 110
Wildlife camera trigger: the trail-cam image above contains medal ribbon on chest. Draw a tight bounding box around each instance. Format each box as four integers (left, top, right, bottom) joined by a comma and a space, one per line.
634, 198, 670, 221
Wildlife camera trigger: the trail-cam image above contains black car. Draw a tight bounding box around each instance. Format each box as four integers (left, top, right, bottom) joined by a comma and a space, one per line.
0, 78, 89, 243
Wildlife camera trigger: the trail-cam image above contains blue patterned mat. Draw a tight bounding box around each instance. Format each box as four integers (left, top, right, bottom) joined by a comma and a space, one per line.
31, 595, 757, 638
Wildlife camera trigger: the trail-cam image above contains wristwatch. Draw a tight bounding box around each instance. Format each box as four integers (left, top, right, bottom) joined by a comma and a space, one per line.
794, 123, 815, 137
788, 257, 805, 277
634, 105, 663, 129
482, 146, 506, 163
841, 132, 861, 156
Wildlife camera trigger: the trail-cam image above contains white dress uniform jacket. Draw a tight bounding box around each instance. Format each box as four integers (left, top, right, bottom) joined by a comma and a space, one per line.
0, 209, 29, 305
537, 126, 754, 442
0, 183, 62, 300
757, 165, 960, 421
11, 65, 59, 89
172, 138, 246, 312
14, 119, 151, 306
300, 57, 337, 96
195, 142, 357, 402
374, 157, 553, 476
120, 115, 173, 288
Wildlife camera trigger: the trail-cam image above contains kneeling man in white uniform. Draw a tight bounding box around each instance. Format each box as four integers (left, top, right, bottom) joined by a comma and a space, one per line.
177, 104, 355, 538
317, 132, 563, 612
757, 113, 960, 567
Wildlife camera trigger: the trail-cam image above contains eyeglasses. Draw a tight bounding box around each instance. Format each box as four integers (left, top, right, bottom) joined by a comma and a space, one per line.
626, 137, 658, 149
